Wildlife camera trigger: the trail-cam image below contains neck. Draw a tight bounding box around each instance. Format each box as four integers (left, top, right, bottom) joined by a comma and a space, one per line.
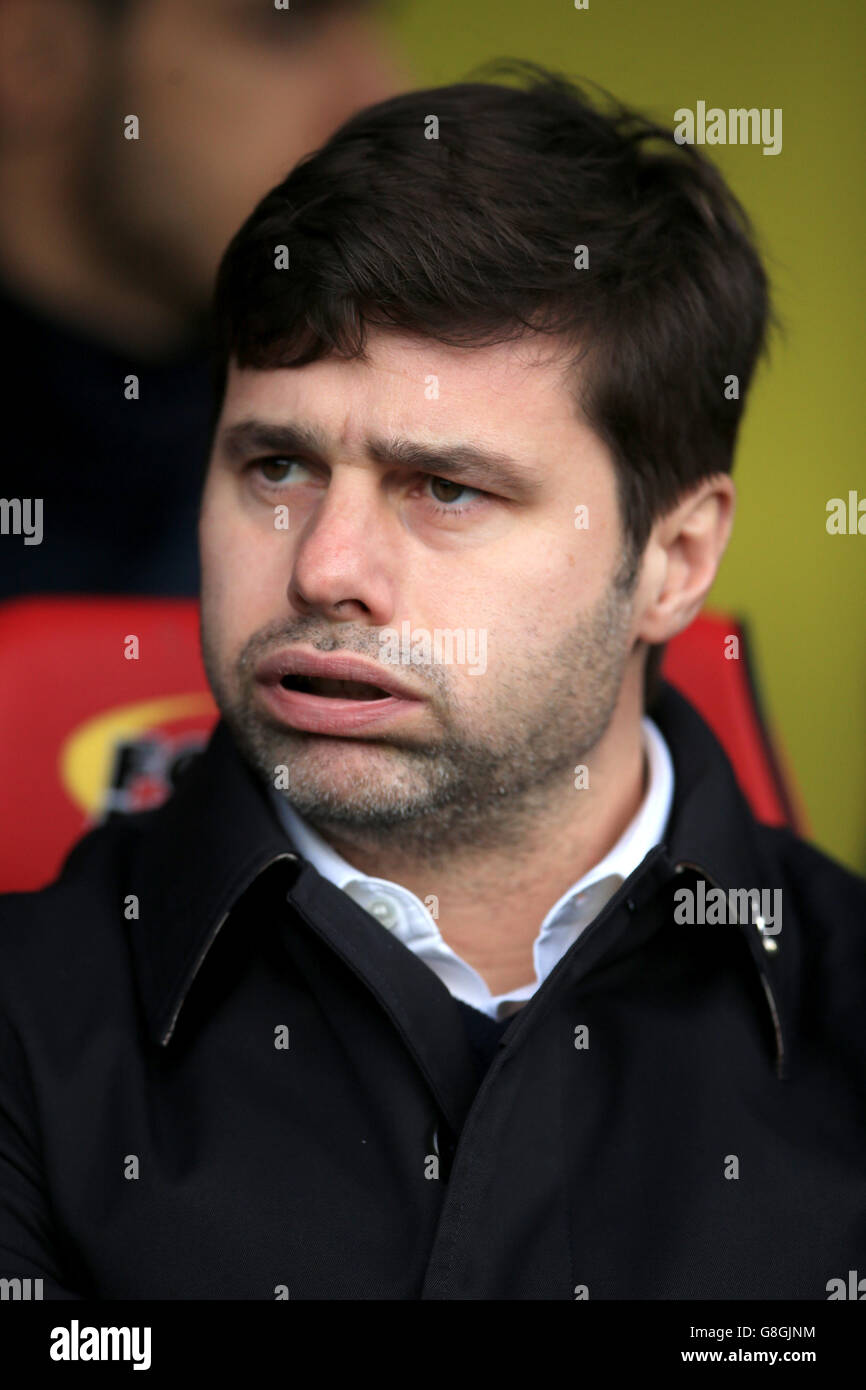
317, 700, 648, 997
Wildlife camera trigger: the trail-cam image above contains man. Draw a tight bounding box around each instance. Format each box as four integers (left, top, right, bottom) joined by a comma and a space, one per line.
0, 0, 402, 595
1, 64, 864, 1300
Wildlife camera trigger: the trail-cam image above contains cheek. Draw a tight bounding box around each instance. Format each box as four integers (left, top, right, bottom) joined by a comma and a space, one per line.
198, 490, 229, 592
200, 500, 257, 619
474, 547, 599, 673
203, 507, 298, 651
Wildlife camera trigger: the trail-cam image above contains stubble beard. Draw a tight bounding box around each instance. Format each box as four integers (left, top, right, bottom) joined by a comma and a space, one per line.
201, 571, 637, 868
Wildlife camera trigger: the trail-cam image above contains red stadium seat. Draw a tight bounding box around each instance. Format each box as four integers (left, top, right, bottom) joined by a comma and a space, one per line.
659, 611, 810, 835
0, 596, 809, 893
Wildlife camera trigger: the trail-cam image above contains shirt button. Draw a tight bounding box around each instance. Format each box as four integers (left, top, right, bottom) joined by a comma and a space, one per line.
367, 896, 400, 931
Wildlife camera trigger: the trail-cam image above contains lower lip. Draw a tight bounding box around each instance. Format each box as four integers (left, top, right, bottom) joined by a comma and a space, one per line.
256, 680, 425, 735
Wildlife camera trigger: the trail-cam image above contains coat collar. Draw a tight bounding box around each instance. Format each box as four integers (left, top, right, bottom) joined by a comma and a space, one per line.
126, 718, 298, 1050
126, 680, 792, 1076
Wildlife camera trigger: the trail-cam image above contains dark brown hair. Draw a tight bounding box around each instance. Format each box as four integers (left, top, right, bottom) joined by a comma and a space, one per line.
210, 60, 772, 708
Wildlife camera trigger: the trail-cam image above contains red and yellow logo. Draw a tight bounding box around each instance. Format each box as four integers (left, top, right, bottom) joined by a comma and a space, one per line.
60, 694, 217, 816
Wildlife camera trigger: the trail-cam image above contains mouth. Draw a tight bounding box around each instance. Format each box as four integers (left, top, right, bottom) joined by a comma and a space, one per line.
255, 661, 425, 735
278, 674, 393, 702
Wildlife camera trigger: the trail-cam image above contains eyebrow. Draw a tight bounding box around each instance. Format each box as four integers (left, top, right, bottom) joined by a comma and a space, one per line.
218, 418, 545, 495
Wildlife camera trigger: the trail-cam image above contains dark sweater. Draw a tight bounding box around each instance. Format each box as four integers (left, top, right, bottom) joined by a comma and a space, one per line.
455, 998, 515, 1075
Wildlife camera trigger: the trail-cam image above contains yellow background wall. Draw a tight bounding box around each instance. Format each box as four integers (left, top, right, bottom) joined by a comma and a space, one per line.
383, 0, 866, 872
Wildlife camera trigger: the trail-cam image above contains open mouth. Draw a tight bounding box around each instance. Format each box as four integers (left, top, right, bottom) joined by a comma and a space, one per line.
279, 674, 394, 701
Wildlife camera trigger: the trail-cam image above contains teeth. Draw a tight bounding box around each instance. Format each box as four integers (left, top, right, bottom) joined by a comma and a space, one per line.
283, 675, 390, 700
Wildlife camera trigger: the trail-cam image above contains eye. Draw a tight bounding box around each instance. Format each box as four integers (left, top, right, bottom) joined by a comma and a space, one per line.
422, 475, 485, 516
244, 457, 488, 516
248, 456, 311, 486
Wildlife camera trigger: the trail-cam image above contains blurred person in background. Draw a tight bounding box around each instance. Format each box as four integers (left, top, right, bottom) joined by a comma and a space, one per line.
0, 0, 405, 596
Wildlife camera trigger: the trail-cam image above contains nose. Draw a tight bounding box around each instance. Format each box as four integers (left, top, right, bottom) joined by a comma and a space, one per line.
288, 475, 395, 626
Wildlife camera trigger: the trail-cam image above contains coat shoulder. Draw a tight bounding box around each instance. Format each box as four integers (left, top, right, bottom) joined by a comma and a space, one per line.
0, 810, 155, 977
758, 822, 866, 918
755, 823, 866, 1021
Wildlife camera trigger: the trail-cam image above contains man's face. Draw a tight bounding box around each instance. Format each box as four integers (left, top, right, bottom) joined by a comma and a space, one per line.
199, 329, 645, 863
80, 0, 404, 312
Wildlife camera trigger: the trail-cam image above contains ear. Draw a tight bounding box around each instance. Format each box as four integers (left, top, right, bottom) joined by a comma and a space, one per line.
634, 474, 736, 646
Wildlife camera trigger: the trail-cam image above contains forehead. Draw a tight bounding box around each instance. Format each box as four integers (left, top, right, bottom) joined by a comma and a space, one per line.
219, 330, 582, 450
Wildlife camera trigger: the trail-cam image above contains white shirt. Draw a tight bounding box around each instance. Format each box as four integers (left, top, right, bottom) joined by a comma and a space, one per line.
270, 717, 674, 1022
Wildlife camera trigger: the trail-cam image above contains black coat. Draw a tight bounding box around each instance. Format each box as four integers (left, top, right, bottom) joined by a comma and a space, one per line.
1, 681, 864, 1299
